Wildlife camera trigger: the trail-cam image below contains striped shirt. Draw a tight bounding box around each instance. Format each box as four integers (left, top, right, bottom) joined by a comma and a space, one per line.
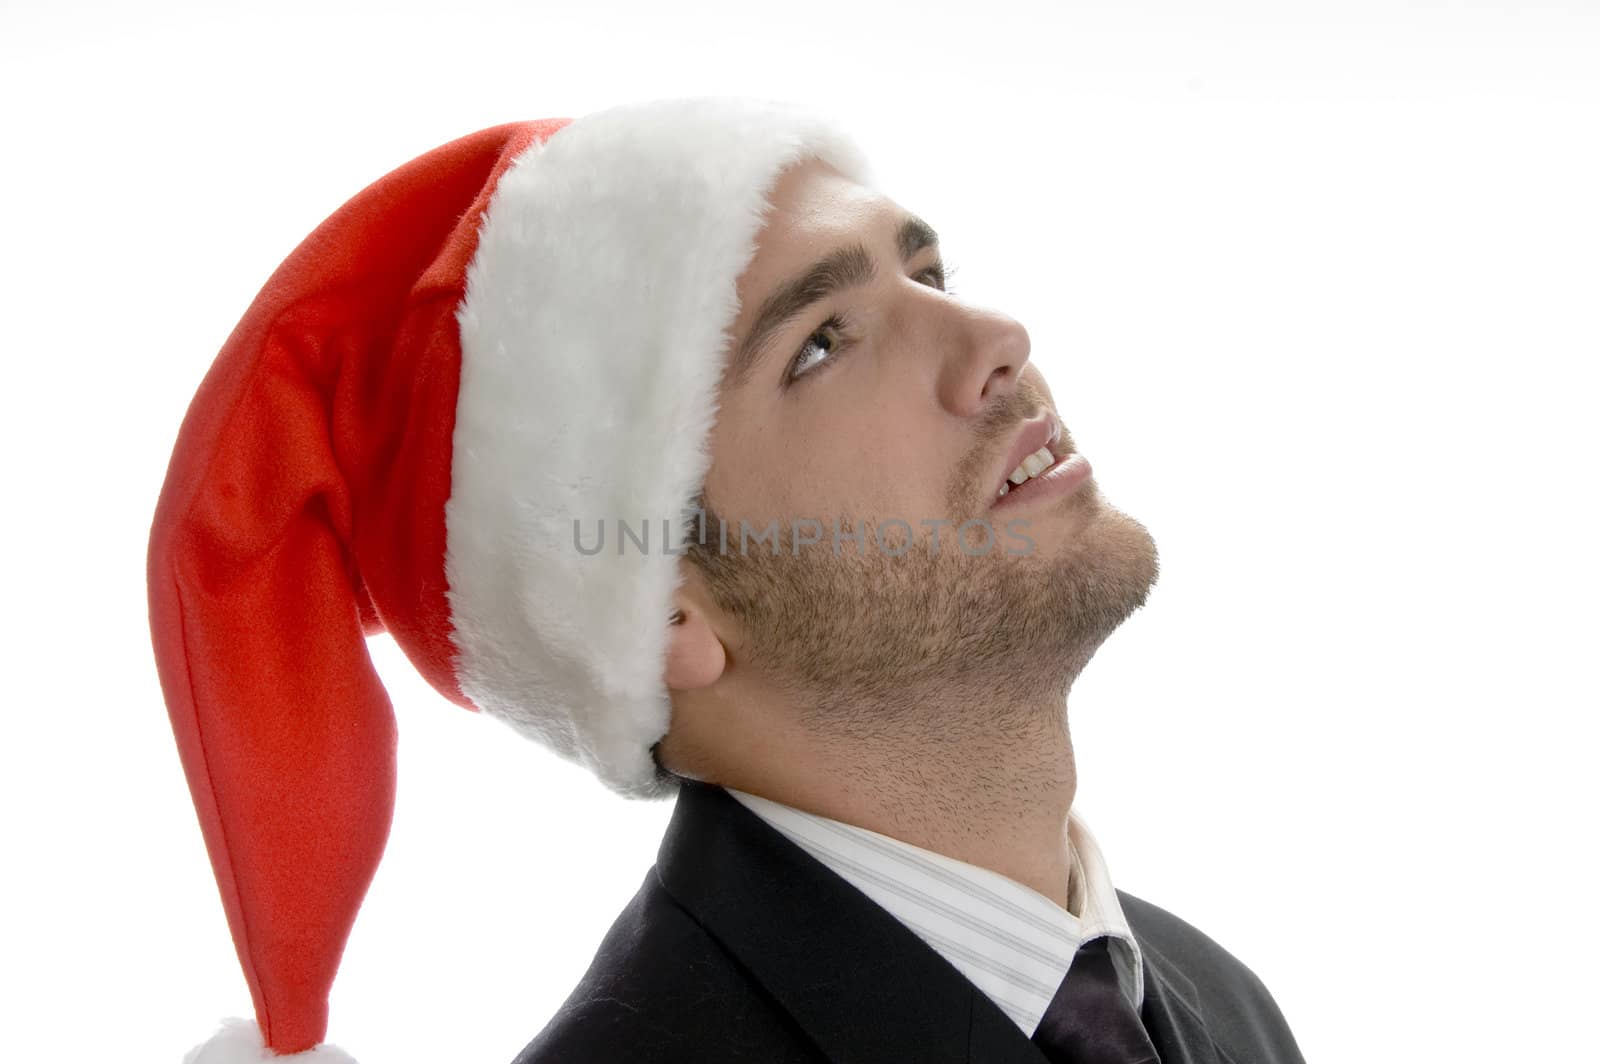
726, 787, 1145, 1039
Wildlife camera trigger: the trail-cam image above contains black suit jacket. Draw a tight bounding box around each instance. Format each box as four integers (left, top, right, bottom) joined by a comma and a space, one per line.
512, 778, 1306, 1063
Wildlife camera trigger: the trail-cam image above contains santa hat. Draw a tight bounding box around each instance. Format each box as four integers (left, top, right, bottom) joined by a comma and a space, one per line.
146, 96, 876, 1061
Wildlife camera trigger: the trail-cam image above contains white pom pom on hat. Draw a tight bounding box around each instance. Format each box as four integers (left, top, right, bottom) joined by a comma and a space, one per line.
147, 96, 876, 1059
183, 1018, 358, 1063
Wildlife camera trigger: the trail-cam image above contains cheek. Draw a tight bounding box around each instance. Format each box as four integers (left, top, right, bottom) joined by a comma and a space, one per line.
709, 397, 957, 521
704, 419, 831, 517
795, 416, 956, 522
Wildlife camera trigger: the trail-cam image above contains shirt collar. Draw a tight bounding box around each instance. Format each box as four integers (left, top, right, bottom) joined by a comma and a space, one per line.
1066, 806, 1146, 1014
725, 786, 1145, 1038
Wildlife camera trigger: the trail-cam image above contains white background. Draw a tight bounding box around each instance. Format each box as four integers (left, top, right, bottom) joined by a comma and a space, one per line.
3, 1, 1595, 1061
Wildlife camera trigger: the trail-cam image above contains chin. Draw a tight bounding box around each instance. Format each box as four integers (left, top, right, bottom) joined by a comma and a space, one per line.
1024, 486, 1160, 605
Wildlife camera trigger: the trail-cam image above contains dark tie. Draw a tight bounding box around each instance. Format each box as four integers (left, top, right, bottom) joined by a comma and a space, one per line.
1031, 936, 1162, 1064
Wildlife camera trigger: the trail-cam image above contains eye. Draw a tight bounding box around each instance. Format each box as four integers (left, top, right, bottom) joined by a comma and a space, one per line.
783, 260, 960, 387
787, 313, 852, 383
918, 260, 959, 294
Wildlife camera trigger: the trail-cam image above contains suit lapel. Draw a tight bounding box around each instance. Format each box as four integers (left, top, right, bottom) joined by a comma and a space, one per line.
1131, 927, 1226, 1064
654, 779, 1050, 1064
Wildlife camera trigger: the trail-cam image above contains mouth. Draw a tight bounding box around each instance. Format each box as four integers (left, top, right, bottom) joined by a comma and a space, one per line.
988, 412, 1091, 509
991, 412, 1063, 499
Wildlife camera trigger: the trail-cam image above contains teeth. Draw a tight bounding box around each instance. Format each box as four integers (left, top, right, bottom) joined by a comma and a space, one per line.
997, 447, 1059, 499
1006, 446, 1055, 486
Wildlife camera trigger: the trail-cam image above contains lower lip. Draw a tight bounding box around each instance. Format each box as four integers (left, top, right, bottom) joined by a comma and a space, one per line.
990, 453, 1093, 510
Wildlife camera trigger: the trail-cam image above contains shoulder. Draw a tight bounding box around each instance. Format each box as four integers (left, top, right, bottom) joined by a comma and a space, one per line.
1118, 890, 1306, 1063
510, 868, 821, 1064
1118, 889, 1274, 995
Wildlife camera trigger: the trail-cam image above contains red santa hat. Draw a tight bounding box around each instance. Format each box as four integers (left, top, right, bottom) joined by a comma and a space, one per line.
147, 95, 876, 1061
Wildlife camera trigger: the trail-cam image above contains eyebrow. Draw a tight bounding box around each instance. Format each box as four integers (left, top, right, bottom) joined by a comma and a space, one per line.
725, 213, 941, 388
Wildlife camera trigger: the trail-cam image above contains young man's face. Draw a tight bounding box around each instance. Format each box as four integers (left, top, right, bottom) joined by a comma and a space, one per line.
677, 157, 1159, 725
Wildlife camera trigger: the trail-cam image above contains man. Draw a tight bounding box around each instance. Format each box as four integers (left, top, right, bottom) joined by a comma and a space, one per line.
513, 158, 1305, 1062
149, 97, 1303, 1062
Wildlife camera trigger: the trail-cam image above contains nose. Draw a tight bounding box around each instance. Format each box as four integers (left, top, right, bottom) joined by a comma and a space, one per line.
937, 304, 1032, 417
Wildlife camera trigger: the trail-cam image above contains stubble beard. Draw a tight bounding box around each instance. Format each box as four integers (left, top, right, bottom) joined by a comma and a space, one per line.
684, 486, 1160, 743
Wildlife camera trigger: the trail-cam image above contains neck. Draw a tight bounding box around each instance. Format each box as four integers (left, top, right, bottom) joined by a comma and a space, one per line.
710, 686, 1079, 912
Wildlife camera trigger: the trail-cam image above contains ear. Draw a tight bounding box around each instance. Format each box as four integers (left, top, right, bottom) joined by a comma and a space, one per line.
664, 592, 727, 691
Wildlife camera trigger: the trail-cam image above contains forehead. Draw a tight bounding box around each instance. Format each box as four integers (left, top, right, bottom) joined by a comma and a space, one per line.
737, 159, 894, 291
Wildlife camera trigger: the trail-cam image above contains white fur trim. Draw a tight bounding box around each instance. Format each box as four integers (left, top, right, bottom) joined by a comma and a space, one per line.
447, 97, 875, 798
182, 1017, 357, 1063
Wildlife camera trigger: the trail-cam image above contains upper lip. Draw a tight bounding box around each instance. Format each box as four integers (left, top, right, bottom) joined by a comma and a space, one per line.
991, 411, 1066, 500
